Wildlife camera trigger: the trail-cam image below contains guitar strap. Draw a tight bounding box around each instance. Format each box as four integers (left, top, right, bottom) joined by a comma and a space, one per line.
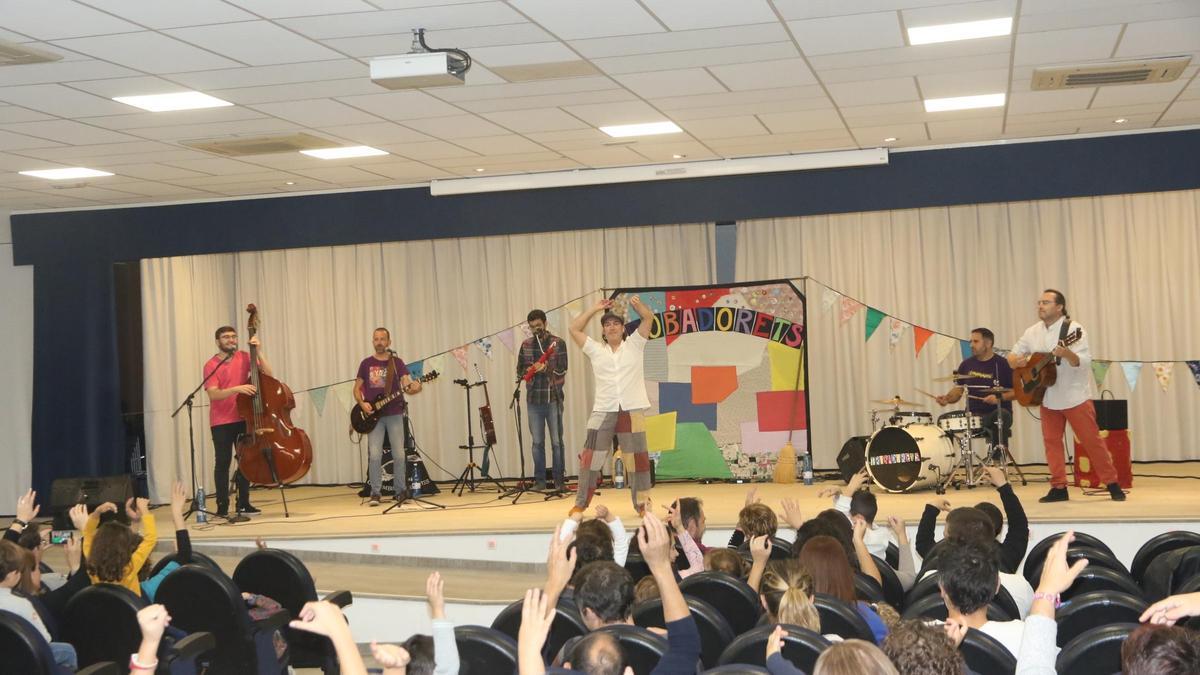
1055, 317, 1071, 365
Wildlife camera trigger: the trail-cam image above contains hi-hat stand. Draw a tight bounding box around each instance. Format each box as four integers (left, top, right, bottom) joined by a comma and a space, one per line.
451, 378, 506, 495
385, 413, 444, 512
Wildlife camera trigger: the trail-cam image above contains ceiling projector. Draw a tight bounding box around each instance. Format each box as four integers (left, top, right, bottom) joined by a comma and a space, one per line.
370, 28, 471, 90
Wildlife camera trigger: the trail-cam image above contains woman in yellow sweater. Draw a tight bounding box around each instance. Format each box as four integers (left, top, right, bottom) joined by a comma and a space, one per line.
82, 497, 157, 595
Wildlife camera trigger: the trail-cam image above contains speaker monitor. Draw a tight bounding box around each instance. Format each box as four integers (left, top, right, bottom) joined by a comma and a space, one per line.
50, 474, 134, 530
837, 436, 870, 483
1093, 399, 1127, 431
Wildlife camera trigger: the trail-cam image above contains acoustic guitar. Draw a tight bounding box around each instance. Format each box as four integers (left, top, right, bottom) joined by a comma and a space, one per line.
350, 370, 440, 434
1012, 327, 1083, 407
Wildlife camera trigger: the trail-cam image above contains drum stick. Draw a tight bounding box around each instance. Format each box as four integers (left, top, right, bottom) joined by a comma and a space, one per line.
914, 388, 939, 399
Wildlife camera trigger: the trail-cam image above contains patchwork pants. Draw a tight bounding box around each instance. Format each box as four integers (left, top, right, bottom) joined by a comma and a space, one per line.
575, 408, 652, 509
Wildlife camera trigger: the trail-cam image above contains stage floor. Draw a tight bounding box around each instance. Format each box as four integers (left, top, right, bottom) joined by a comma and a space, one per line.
189, 462, 1200, 541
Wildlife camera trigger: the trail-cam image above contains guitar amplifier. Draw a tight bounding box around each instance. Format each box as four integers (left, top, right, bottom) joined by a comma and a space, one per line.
50, 474, 135, 530
1093, 398, 1127, 431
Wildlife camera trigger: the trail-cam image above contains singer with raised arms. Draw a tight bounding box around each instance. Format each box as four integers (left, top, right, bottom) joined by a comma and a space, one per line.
516, 309, 569, 491
569, 295, 655, 516
354, 327, 422, 507
204, 324, 270, 517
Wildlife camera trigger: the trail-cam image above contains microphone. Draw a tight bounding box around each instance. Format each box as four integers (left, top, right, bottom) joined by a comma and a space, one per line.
453, 378, 469, 386
387, 349, 398, 355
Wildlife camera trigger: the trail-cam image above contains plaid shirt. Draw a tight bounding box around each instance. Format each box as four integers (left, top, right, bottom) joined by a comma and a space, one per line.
517, 332, 568, 404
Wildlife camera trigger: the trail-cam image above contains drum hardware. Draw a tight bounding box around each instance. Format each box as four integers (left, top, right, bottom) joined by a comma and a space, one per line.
870, 396, 926, 407
929, 373, 969, 383
864, 424, 955, 493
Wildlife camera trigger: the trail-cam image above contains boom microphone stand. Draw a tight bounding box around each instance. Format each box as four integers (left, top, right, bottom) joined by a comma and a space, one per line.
385, 413, 444, 512
171, 352, 231, 521
499, 380, 564, 504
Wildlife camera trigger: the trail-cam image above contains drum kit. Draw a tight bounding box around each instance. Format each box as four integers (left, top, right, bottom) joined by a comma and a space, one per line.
845, 374, 1027, 494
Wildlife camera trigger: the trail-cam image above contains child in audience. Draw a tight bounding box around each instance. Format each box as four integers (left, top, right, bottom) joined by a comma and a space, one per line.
140, 482, 192, 601
84, 497, 157, 595
1, 541, 78, 670
759, 560, 823, 635
798, 535, 888, 643
881, 619, 967, 675
821, 468, 895, 558
704, 548, 745, 577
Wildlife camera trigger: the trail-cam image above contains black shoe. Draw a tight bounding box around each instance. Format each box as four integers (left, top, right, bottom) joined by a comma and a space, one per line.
238, 504, 261, 514
216, 505, 229, 518
1039, 487, 1069, 503
1107, 482, 1127, 501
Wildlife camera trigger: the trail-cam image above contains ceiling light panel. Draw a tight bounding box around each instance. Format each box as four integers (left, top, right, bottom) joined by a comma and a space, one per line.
908, 17, 1012, 45
599, 121, 683, 137
114, 91, 234, 112
20, 167, 114, 179
923, 93, 1006, 112
300, 145, 388, 159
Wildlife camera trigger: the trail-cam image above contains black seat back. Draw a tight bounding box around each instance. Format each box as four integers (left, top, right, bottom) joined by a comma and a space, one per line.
903, 572, 942, 609
454, 625, 517, 675
1027, 546, 1130, 585
900, 593, 1013, 623
717, 624, 830, 671
1062, 567, 1144, 602
1131, 531, 1200, 585
1056, 623, 1137, 675
1023, 533, 1115, 584
885, 542, 900, 569
624, 551, 652, 583
702, 666, 769, 674
62, 584, 145, 668
0, 610, 57, 675
1056, 591, 1147, 647
680, 571, 763, 635
960, 627, 1017, 675
870, 554, 904, 608
735, 538, 793, 564
491, 597, 585, 662
1143, 546, 1200, 601
150, 551, 222, 577
633, 596, 734, 668
853, 573, 885, 604
232, 549, 334, 672
813, 593, 874, 641
596, 624, 668, 675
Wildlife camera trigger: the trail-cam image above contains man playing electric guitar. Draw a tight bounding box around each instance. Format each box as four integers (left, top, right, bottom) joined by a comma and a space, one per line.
1008, 290, 1124, 503
516, 309, 569, 491
354, 327, 422, 506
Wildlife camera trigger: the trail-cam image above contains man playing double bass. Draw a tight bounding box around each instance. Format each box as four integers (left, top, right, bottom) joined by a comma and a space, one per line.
204, 325, 269, 517
355, 328, 422, 507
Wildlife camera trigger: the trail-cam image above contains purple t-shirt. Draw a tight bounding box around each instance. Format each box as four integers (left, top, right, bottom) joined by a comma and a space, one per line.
356, 356, 409, 418
955, 354, 1013, 415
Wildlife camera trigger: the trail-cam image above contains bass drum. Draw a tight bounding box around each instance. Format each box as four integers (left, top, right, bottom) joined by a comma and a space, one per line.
866, 424, 954, 493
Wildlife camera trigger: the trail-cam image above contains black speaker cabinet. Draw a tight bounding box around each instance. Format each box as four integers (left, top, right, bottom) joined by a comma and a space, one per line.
836, 436, 870, 483
50, 474, 134, 530
1093, 399, 1128, 431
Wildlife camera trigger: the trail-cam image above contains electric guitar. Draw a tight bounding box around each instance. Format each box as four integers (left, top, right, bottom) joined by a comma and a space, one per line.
350, 370, 439, 434
1012, 327, 1082, 407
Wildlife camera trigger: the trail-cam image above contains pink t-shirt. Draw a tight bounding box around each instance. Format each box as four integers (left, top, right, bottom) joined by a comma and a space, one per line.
205, 351, 251, 426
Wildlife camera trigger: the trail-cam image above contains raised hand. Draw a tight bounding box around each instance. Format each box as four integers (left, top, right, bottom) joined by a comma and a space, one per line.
982, 465, 1008, 488
846, 468, 869, 493
370, 642, 411, 669
928, 498, 951, 513
289, 601, 350, 637
1141, 592, 1200, 626
546, 523, 578, 596
943, 618, 968, 648
68, 504, 89, 531
638, 511, 672, 571
887, 516, 908, 543
136, 605, 172, 643
780, 498, 804, 530
744, 487, 760, 507
64, 533, 82, 574
95, 502, 118, 516
426, 572, 446, 620
749, 534, 773, 566
1037, 531, 1089, 595
125, 497, 141, 521
518, 588, 555, 666
766, 625, 789, 659
15, 489, 39, 522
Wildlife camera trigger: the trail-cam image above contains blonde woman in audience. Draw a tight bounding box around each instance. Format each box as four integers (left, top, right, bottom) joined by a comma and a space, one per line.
704, 548, 745, 577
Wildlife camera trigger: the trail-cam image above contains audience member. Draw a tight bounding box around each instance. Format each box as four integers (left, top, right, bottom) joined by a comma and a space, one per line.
140, 482, 192, 601
766, 625, 900, 675
560, 504, 628, 567
886, 516, 919, 591
84, 497, 157, 595
938, 538, 1026, 656
4, 489, 41, 546
1015, 531, 1090, 674
131, 604, 171, 674
797, 535, 888, 643
368, 572, 460, 675
290, 600, 369, 675
633, 575, 661, 605
666, 502, 704, 578
1, 540, 77, 669
882, 619, 965, 675
758, 560, 822, 635
672, 498, 708, 553
917, 466, 1029, 574
574, 561, 635, 630
704, 548, 745, 577
821, 469, 894, 558
1120, 624, 1200, 675
727, 489, 778, 549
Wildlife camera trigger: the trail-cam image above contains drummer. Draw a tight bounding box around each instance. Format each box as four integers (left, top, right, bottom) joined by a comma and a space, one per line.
935, 328, 1015, 453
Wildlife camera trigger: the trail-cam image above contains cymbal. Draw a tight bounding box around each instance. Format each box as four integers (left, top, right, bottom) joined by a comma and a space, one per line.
978, 387, 1012, 395
930, 373, 967, 382
870, 396, 925, 407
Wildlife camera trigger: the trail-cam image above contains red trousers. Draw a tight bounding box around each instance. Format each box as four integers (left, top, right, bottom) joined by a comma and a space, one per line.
1041, 400, 1117, 488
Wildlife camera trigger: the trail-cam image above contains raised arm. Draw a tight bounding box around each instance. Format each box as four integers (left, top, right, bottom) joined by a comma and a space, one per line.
569, 298, 610, 348
629, 295, 655, 338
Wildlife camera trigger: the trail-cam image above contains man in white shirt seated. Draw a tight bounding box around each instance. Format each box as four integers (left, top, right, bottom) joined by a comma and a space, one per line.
938, 538, 1035, 658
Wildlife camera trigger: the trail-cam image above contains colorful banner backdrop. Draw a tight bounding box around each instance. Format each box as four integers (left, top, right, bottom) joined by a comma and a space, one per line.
610, 281, 808, 480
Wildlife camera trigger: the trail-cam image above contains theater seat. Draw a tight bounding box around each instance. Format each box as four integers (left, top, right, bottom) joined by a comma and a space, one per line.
813, 593, 874, 641
1056, 591, 1147, 647
871, 554, 905, 608
900, 593, 1014, 623
490, 597, 585, 663
680, 571, 763, 635
1130, 531, 1200, 586
1056, 623, 1138, 675
854, 572, 886, 604
1143, 546, 1200, 601
454, 625, 517, 674
0, 610, 122, 675
1023, 532, 1115, 584
1061, 567, 1144, 602
149, 551, 222, 577
702, 666, 768, 674
717, 624, 830, 672
960, 627, 1017, 675
632, 596, 734, 669
1026, 546, 1130, 585
595, 624, 668, 675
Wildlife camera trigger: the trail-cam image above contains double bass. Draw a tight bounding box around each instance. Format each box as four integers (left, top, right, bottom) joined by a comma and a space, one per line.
235, 304, 313, 486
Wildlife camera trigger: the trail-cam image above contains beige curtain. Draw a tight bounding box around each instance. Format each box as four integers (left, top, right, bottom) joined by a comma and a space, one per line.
736, 189, 1200, 468
141, 223, 715, 500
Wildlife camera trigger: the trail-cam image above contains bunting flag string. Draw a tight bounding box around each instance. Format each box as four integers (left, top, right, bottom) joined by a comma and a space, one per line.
1189, 361, 1200, 389
1091, 361, 1111, 389
914, 327, 934, 358
888, 318, 906, 348
959, 340, 972, 362
822, 288, 840, 311
309, 385, 329, 416
1152, 362, 1173, 392
451, 346, 469, 371
1121, 362, 1143, 392
864, 307, 885, 341
935, 334, 957, 364
839, 297, 863, 324
474, 336, 494, 359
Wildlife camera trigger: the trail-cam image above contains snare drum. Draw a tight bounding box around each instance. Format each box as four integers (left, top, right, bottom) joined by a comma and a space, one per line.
865, 424, 954, 493
937, 410, 984, 434
890, 411, 933, 427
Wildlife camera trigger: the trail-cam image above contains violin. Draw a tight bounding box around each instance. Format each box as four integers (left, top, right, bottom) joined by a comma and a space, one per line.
235, 304, 313, 486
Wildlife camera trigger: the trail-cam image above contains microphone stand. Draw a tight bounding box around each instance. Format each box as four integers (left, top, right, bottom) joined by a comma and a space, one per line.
385, 412, 445, 512
499, 377, 564, 504
171, 351, 232, 521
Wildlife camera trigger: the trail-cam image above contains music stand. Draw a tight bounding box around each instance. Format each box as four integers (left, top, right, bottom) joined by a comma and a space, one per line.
451, 378, 506, 495
385, 412, 444, 512
171, 353, 230, 523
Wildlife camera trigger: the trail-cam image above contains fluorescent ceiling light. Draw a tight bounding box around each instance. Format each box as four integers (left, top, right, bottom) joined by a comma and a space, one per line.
113, 91, 233, 112
599, 121, 682, 138
431, 148, 887, 196
924, 93, 1006, 112
19, 167, 114, 180
300, 146, 389, 159
908, 17, 1012, 45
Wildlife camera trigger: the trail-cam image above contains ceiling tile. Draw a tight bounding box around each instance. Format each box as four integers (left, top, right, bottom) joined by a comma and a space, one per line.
456, 89, 636, 114
1020, 0, 1200, 33
99, 181, 215, 198
0, 84, 135, 117
110, 163, 213, 180
1006, 88, 1095, 115
613, 69, 727, 98
757, 108, 846, 133
0, 130, 62, 151
926, 116, 1004, 139
827, 77, 919, 107
161, 157, 273, 174
1161, 98, 1200, 122
11, 140, 180, 162
594, 42, 799, 76
64, 76, 193, 99
787, 12, 904, 56
320, 122, 433, 145
570, 23, 788, 59
453, 135, 551, 155
76, 0, 257, 28
479, 109, 591, 133
1014, 25, 1123, 67
817, 52, 1011, 85
0, 106, 55, 125
0, 58, 140, 87
381, 140, 479, 161
629, 141, 718, 162
126, 117, 304, 141
808, 36, 1010, 70
557, 145, 652, 167
325, 24, 554, 58
359, 161, 449, 181
509, 0, 664, 40
334, 90, 465, 121
402, 115, 510, 139
249, 99, 382, 128
849, 122, 930, 145
212, 78, 383, 106
430, 75, 617, 103
51, 32, 243, 74
679, 116, 769, 140
654, 85, 828, 111
917, 68, 1010, 99
1002, 120, 1080, 138
289, 165, 393, 183
278, 4, 526, 40
223, 0, 378, 18
561, 100, 668, 126
839, 100, 929, 125
0, 0, 142, 39
82, 107, 268, 131
167, 60, 367, 90
471, 42, 579, 67
0, 119, 142, 145
709, 58, 818, 91
1091, 79, 1190, 108
640, 0, 777, 31
165, 21, 344, 66
774, 0, 975, 21
666, 96, 835, 121
903, 0, 1016, 28
1117, 17, 1200, 58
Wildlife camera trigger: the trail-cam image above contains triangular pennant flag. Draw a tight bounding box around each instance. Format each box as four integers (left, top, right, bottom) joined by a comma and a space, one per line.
497, 327, 516, 354
545, 308, 563, 334
1091, 361, 1111, 389
839, 297, 862, 324
913, 326, 934, 358
332, 381, 357, 412
1121, 362, 1143, 392
309, 385, 329, 416
1153, 362, 1173, 392
424, 353, 447, 375
822, 288, 840, 311
565, 298, 584, 316
935, 334, 957, 364
1188, 361, 1200, 389
451, 346, 469, 371
408, 360, 425, 380
960, 339, 972, 362
518, 322, 533, 340
474, 336, 494, 359
864, 307, 885, 341
888, 319, 906, 348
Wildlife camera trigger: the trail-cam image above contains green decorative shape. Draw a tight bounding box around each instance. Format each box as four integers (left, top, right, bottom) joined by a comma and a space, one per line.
865, 307, 886, 341
654, 422, 733, 479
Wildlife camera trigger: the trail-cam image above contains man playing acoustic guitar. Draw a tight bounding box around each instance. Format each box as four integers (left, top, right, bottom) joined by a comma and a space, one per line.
355, 327, 422, 506
1008, 290, 1124, 503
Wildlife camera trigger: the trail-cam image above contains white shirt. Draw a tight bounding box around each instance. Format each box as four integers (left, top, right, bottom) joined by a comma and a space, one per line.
978, 619, 1028, 658
919, 570, 1034, 619
834, 495, 895, 558
1012, 317, 1093, 410
582, 331, 650, 412
0, 587, 51, 642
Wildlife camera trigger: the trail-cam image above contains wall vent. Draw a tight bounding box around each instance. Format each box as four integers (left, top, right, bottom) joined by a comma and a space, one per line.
0, 40, 63, 66
1032, 56, 1191, 90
